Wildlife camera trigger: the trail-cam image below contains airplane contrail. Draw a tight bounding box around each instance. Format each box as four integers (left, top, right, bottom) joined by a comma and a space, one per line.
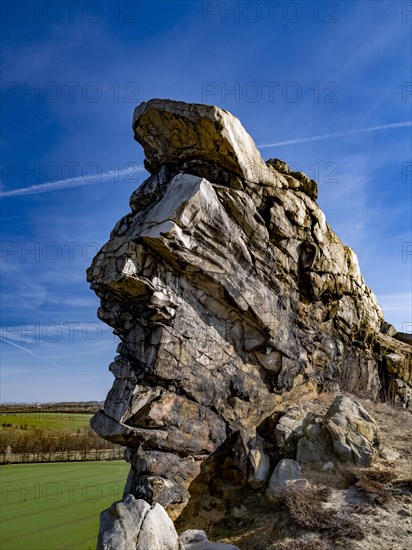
0, 166, 146, 198
0, 336, 63, 368
2, 121, 410, 197
258, 121, 412, 148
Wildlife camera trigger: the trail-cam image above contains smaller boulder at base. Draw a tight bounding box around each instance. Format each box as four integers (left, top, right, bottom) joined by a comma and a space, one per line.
266, 459, 307, 499
324, 395, 380, 467
97, 495, 150, 550
97, 495, 183, 550
179, 529, 240, 549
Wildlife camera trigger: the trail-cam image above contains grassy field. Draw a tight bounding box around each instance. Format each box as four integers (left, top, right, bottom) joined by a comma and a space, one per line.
0, 412, 92, 431
0, 461, 130, 550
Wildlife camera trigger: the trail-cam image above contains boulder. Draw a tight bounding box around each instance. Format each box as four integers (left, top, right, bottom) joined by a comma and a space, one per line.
132, 98, 274, 186
275, 405, 307, 456
297, 396, 380, 467
137, 503, 183, 549
97, 495, 150, 550
296, 413, 334, 467
323, 395, 380, 466
179, 530, 240, 549
233, 429, 270, 489
98, 496, 185, 550
266, 459, 306, 499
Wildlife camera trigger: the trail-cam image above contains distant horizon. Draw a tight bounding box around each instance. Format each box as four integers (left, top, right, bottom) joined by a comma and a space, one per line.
0, 400, 104, 405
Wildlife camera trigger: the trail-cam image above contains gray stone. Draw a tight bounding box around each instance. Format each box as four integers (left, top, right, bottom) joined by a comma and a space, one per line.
323, 395, 380, 466
97, 495, 150, 550
275, 405, 307, 456
296, 396, 380, 467
296, 413, 334, 467
233, 430, 270, 489
266, 459, 306, 499
179, 530, 240, 550
321, 461, 334, 471
136, 503, 182, 549
97, 496, 185, 550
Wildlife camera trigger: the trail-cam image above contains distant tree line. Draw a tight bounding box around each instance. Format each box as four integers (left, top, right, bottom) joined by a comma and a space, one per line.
0, 401, 103, 414
0, 426, 118, 454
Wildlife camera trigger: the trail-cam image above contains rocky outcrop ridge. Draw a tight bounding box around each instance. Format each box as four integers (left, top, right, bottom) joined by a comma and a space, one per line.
87, 99, 411, 524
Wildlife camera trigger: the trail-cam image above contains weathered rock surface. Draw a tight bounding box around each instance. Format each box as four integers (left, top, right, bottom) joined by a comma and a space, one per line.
393, 332, 412, 346
137, 502, 183, 550
376, 333, 412, 409
297, 395, 380, 467
324, 395, 380, 466
88, 99, 411, 523
296, 413, 334, 466
97, 495, 185, 550
266, 459, 305, 499
132, 99, 273, 187
179, 530, 240, 550
274, 405, 307, 457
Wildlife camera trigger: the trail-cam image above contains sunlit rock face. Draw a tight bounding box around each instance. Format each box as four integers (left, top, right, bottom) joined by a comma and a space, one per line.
87, 99, 408, 519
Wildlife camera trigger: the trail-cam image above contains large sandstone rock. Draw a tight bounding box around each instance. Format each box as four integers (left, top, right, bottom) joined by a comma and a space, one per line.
88, 99, 410, 523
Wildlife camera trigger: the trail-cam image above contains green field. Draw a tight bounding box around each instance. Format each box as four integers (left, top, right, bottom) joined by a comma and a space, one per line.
0, 412, 92, 431
0, 461, 130, 550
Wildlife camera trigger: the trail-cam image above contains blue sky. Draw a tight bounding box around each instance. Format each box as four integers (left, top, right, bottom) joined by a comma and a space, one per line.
1, 0, 411, 402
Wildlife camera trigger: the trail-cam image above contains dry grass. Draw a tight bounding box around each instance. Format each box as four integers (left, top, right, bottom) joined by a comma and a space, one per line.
355, 479, 392, 505
271, 484, 364, 542
275, 485, 333, 531
392, 477, 412, 491
176, 392, 412, 549
280, 537, 328, 550
340, 463, 396, 485
340, 463, 394, 505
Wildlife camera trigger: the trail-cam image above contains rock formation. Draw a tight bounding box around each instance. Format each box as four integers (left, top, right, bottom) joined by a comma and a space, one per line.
97, 495, 239, 550
87, 99, 412, 527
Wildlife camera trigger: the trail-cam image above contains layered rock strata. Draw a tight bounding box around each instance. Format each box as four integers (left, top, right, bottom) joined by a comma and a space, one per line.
87, 99, 411, 519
